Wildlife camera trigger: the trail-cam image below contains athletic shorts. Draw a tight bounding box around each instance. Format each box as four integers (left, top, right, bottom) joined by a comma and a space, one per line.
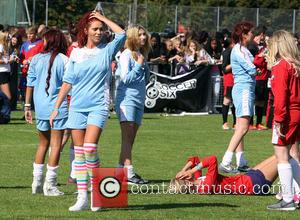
36, 118, 67, 131
255, 80, 268, 102
272, 122, 300, 146
232, 85, 255, 117
0, 72, 10, 84
66, 110, 109, 129
115, 105, 144, 126
246, 169, 272, 195
223, 86, 232, 99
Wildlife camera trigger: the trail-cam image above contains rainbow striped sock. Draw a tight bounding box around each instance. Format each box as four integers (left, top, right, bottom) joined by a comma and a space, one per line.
83, 143, 100, 186
74, 145, 88, 193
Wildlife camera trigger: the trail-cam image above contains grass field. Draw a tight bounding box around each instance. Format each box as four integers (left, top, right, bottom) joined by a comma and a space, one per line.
0, 111, 299, 219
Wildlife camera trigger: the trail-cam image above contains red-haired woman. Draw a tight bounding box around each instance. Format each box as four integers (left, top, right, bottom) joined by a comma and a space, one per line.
25, 29, 68, 196
219, 22, 257, 173
50, 11, 125, 211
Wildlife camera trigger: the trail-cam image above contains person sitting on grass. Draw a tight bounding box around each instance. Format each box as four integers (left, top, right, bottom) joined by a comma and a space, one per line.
170, 154, 298, 210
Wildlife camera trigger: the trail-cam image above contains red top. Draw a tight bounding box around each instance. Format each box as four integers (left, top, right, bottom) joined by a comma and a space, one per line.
271, 59, 300, 123
189, 156, 253, 195
253, 47, 269, 81
20, 40, 44, 77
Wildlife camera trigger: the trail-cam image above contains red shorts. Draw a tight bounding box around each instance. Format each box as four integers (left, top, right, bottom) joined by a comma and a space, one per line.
272, 122, 300, 146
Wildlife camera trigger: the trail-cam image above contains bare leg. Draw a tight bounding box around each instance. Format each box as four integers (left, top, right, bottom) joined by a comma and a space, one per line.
290, 141, 300, 163
253, 155, 278, 183
0, 83, 12, 100
118, 122, 139, 166
35, 130, 51, 164
221, 117, 250, 168
61, 129, 71, 151
48, 130, 64, 167
227, 117, 250, 152
84, 125, 102, 144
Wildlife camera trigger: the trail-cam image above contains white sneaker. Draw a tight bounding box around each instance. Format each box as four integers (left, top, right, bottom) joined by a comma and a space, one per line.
69, 195, 89, 211
43, 181, 64, 196
91, 206, 101, 212
219, 163, 239, 174
32, 179, 43, 194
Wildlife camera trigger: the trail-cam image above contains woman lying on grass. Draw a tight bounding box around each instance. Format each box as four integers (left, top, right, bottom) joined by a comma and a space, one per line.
170, 155, 287, 195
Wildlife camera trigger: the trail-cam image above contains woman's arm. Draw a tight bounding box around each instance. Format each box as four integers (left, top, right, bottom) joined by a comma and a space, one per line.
90, 11, 124, 34
24, 87, 33, 124
119, 51, 144, 84
49, 82, 72, 127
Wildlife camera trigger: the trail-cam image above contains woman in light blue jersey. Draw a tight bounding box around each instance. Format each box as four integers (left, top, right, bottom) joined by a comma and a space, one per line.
115, 25, 150, 184
25, 29, 68, 196
50, 11, 125, 212
219, 22, 257, 173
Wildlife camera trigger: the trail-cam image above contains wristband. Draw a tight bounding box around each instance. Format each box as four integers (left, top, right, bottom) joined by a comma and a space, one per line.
24, 104, 31, 107
53, 107, 59, 111
195, 164, 202, 171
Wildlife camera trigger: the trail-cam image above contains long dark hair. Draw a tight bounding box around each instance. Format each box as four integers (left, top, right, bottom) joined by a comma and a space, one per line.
42, 29, 67, 96
204, 37, 222, 60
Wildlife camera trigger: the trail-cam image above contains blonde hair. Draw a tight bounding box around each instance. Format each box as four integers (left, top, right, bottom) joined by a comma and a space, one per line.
169, 179, 194, 194
0, 32, 9, 54
26, 26, 38, 34
185, 39, 199, 55
125, 25, 151, 60
266, 30, 300, 76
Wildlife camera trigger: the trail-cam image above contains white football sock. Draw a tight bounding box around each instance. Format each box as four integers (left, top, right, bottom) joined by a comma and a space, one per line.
69, 147, 76, 179
222, 151, 234, 166
45, 165, 58, 183
124, 165, 135, 179
236, 151, 247, 167
33, 163, 44, 179
278, 163, 293, 203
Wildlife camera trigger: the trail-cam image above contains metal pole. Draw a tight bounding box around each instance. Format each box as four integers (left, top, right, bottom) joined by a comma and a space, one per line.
175, 5, 178, 33
132, 0, 137, 25
14, 0, 17, 25
217, 6, 220, 32
256, 8, 259, 26
292, 9, 296, 34
32, 0, 36, 25
128, 4, 132, 25
45, 0, 48, 26
23, 0, 31, 26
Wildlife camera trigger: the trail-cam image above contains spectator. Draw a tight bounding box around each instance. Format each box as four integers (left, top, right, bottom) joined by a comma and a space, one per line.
221, 40, 236, 129
247, 25, 268, 130
0, 32, 14, 102
8, 33, 22, 110
204, 36, 223, 114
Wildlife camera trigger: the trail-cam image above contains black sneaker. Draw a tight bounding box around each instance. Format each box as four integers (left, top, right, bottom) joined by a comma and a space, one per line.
267, 200, 296, 211
237, 165, 250, 172
127, 174, 149, 185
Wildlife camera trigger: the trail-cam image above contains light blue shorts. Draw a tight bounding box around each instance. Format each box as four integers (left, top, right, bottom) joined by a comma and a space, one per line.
66, 110, 109, 129
232, 85, 255, 118
36, 118, 67, 131
116, 105, 144, 126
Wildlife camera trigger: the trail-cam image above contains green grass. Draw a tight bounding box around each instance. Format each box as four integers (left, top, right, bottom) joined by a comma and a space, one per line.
0, 111, 299, 219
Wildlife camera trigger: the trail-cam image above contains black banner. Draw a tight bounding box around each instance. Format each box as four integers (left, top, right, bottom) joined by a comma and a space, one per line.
145, 66, 211, 112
